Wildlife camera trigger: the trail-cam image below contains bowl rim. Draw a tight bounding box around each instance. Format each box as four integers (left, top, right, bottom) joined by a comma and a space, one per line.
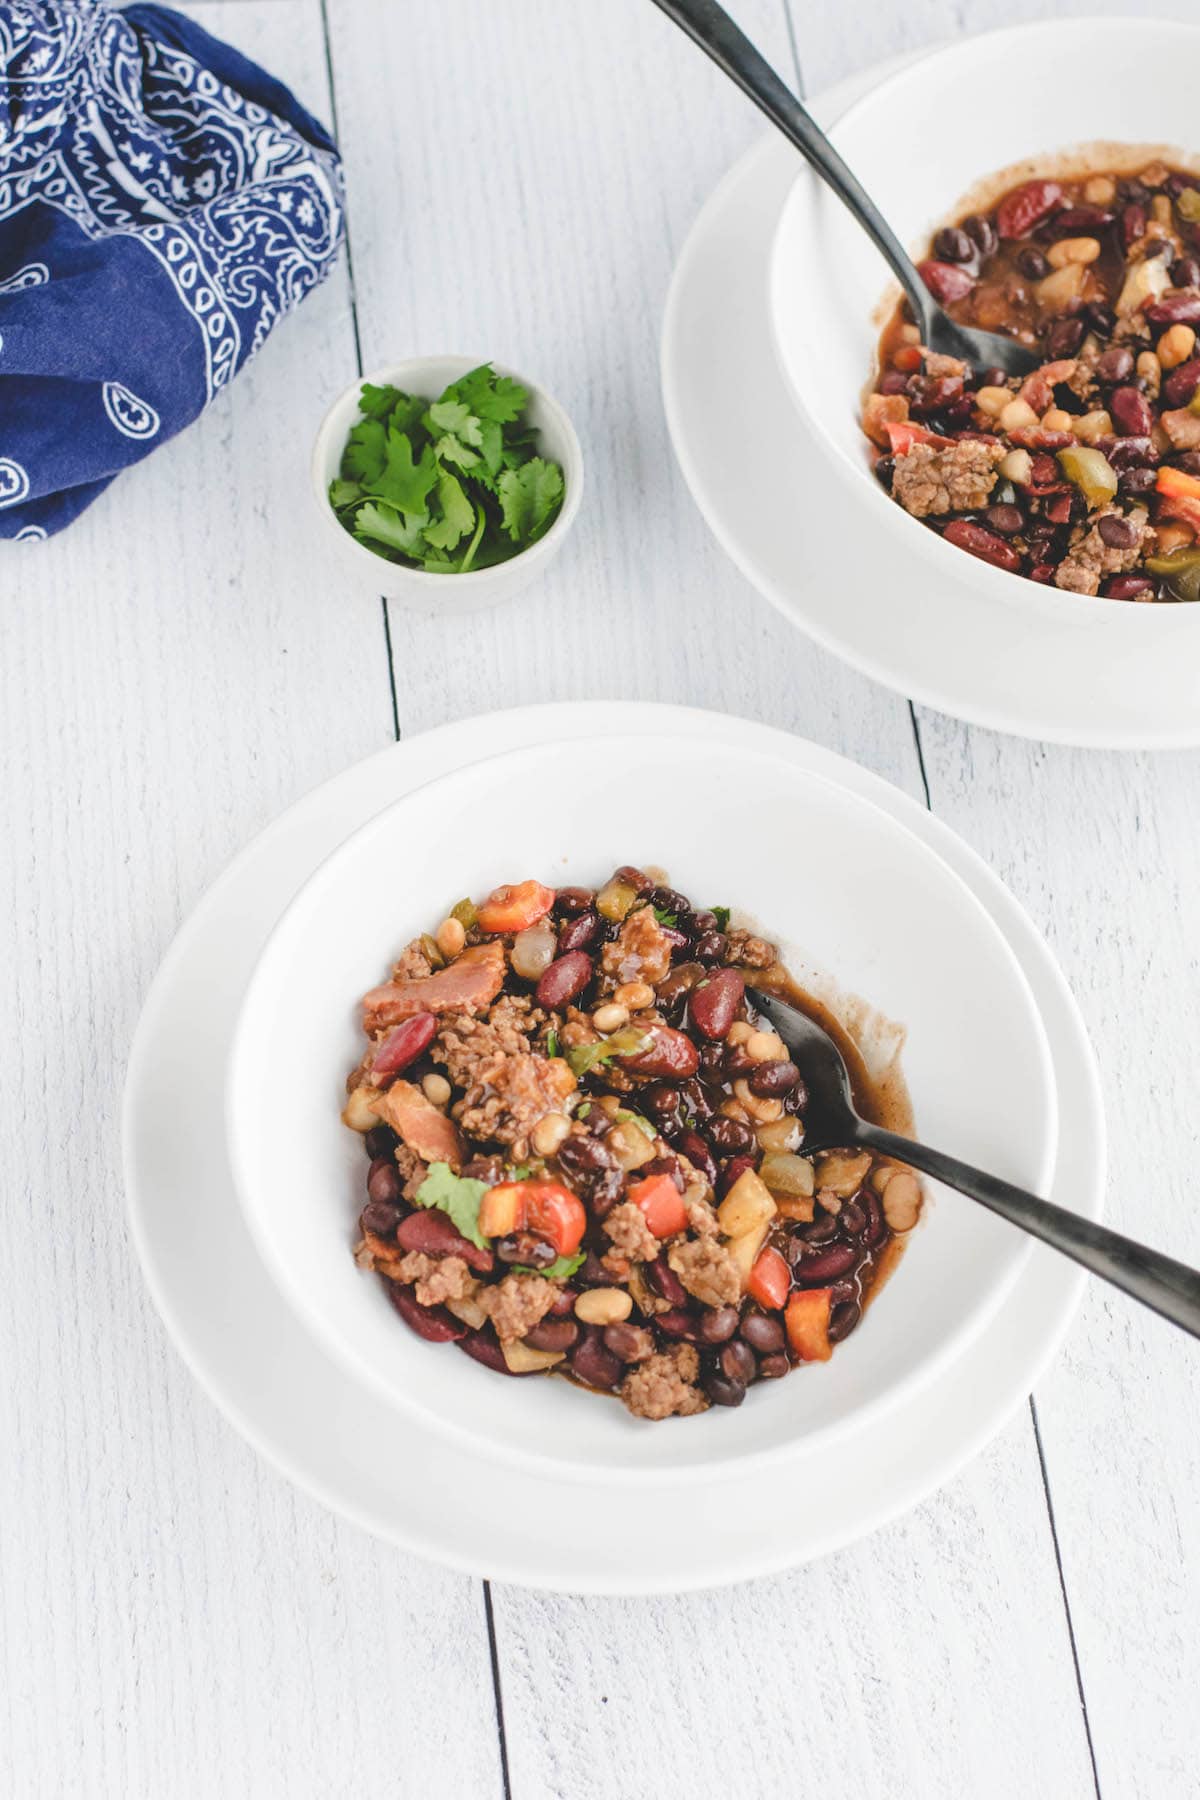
309, 352, 584, 587
224, 731, 1059, 1487
767, 14, 1200, 625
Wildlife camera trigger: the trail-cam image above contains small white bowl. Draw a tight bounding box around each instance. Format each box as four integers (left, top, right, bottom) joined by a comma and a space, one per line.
226, 731, 1059, 1487
310, 354, 583, 612
769, 16, 1200, 634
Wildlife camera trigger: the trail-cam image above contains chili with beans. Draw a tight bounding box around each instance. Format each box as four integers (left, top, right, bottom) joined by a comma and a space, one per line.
866, 158, 1200, 600
342, 867, 921, 1420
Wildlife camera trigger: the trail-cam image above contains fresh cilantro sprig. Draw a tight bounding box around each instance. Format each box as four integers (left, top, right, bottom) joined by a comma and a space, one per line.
330, 364, 566, 575
710, 905, 731, 931
413, 1162, 490, 1249
512, 1250, 586, 1281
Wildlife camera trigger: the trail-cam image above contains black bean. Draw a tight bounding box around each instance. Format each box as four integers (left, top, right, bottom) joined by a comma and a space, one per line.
651, 885, 691, 922
366, 1158, 402, 1208
696, 1305, 740, 1344
934, 225, 974, 263
1095, 346, 1134, 384
555, 886, 595, 916
708, 1115, 754, 1156
642, 1083, 683, 1128
1097, 514, 1138, 550
758, 1353, 790, 1380
496, 1232, 557, 1268
361, 1200, 401, 1238
801, 1212, 839, 1245
703, 1372, 746, 1407
603, 1322, 652, 1362
363, 1126, 397, 1161
839, 1199, 867, 1237
675, 1129, 717, 1187
613, 865, 654, 896
720, 1340, 757, 1384
1044, 316, 1085, 358
655, 1308, 698, 1340
694, 929, 728, 963
1084, 301, 1117, 339
796, 1242, 858, 1284
575, 1252, 614, 1288
1119, 466, 1157, 498
829, 1300, 862, 1344
570, 1328, 623, 1390
1017, 245, 1050, 280
524, 1317, 580, 1352
1176, 450, 1200, 476
556, 1133, 615, 1178
718, 1155, 755, 1197
1172, 254, 1200, 288
963, 212, 997, 255
741, 1312, 786, 1354
984, 504, 1024, 537
747, 1059, 801, 1098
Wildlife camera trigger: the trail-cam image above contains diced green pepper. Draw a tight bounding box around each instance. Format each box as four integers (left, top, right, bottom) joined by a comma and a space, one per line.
450, 897, 478, 929
1057, 446, 1118, 509
1145, 547, 1200, 602
1177, 187, 1200, 223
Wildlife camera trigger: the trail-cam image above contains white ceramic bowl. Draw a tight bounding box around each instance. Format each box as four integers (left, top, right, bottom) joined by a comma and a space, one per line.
769, 16, 1200, 634
310, 354, 583, 612
226, 731, 1059, 1485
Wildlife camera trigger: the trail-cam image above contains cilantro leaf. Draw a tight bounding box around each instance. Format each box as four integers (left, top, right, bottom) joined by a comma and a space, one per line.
329, 478, 362, 510
413, 1162, 490, 1250
711, 906, 731, 931
617, 1110, 656, 1140
512, 1250, 586, 1281
423, 472, 475, 552
353, 500, 428, 557
544, 1028, 558, 1058
342, 417, 386, 483
444, 363, 529, 424
359, 382, 402, 419
427, 399, 482, 444
387, 392, 428, 439
653, 907, 678, 928
498, 457, 564, 544
368, 428, 440, 515
565, 1040, 616, 1078
435, 432, 483, 473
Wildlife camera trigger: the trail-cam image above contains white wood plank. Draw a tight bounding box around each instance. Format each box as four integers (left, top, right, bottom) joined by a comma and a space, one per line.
494, 1414, 1095, 1800
323, 0, 922, 791
324, 4, 1097, 1796
0, 5, 500, 1797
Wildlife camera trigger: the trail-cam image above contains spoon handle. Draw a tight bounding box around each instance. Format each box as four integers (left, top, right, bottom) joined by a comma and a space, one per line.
648, 0, 929, 326
857, 1123, 1200, 1340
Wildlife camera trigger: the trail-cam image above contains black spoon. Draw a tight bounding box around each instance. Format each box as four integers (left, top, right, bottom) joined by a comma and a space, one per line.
651, 0, 1040, 378
751, 987, 1200, 1340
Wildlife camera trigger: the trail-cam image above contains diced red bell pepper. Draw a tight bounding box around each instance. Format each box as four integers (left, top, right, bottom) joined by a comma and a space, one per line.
785, 1289, 834, 1362
884, 420, 953, 455
628, 1172, 688, 1240
477, 1179, 586, 1256
747, 1246, 791, 1311
476, 879, 555, 935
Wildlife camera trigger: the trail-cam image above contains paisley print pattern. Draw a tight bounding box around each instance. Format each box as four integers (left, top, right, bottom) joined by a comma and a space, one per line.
0, 1, 344, 539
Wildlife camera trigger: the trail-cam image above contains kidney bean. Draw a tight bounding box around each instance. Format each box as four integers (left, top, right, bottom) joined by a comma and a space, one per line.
942, 519, 1021, 573
741, 1312, 786, 1354
569, 1328, 624, 1390
983, 503, 1024, 537
1110, 386, 1153, 436
525, 1317, 580, 1353
1043, 493, 1075, 526
620, 1023, 699, 1079
1043, 315, 1085, 358
707, 1115, 755, 1157
1040, 204, 1113, 238
367, 1158, 402, 1208
1106, 574, 1155, 599
603, 1322, 652, 1362
655, 1308, 698, 1341
675, 1128, 717, 1186
688, 968, 745, 1041
703, 1372, 746, 1407
721, 1340, 757, 1385
547, 1285, 579, 1317
758, 1353, 790, 1380
1107, 436, 1157, 469
1164, 358, 1200, 407
614, 865, 654, 896
640, 1155, 686, 1191
1029, 561, 1058, 583
386, 1283, 466, 1342
371, 1012, 437, 1085
933, 225, 974, 263
997, 178, 1063, 239
718, 1155, 755, 1197
747, 1059, 801, 1099
536, 950, 593, 1008
647, 1255, 687, 1306
364, 1125, 397, 1161
1177, 450, 1200, 476
656, 963, 703, 1009
1119, 201, 1147, 251
557, 911, 599, 953
694, 929, 728, 963
1119, 466, 1158, 499
495, 1231, 557, 1269
457, 1329, 512, 1373
802, 1212, 839, 1245
697, 1305, 740, 1344
575, 1252, 614, 1288
860, 1190, 887, 1249
963, 212, 997, 256
795, 1242, 858, 1284
722, 1044, 756, 1079
829, 1301, 863, 1345
1096, 346, 1135, 384
398, 1208, 495, 1274
1097, 515, 1138, 550
1016, 245, 1050, 280
917, 259, 974, 304
1028, 452, 1064, 491
361, 1200, 401, 1238
1172, 254, 1200, 288
1146, 294, 1200, 327
677, 1077, 714, 1123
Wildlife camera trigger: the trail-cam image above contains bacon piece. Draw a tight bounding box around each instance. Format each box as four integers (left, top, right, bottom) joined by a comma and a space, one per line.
363, 942, 505, 1034
370, 1080, 465, 1169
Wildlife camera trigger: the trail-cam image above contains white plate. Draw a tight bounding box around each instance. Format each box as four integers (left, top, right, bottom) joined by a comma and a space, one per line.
123, 702, 1103, 1594
227, 734, 1056, 1485
661, 57, 1200, 748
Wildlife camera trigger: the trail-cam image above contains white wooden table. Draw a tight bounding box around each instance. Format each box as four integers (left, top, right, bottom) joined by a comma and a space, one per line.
4, 1, 1199, 1794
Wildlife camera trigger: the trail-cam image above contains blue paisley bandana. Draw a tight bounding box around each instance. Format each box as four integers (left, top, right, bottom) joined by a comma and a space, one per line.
0, 1, 344, 538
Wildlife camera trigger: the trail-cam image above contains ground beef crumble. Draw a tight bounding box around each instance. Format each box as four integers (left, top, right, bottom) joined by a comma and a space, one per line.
723, 927, 777, 970
479, 1273, 560, 1344
668, 1236, 741, 1307
435, 995, 576, 1151
395, 1252, 479, 1308
603, 1200, 662, 1261
1055, 507, 1154, 596
620, 1345, 708, 1420
600, 906, 674, 988
891, 439, 1004, 519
